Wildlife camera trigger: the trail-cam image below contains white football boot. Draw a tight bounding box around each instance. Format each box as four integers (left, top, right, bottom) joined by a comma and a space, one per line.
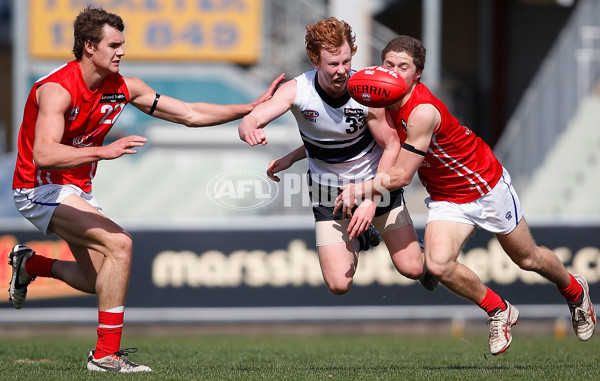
8, 245, 36, 309
487, 301, 519, 355
568, 274, 596, 341
87, 348, 152, 373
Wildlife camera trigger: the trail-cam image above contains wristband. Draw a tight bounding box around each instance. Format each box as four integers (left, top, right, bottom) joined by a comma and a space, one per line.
403, 143, 426, 156
149, 93, 161, 116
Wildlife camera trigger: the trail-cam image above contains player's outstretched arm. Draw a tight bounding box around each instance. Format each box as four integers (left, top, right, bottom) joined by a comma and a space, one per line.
33, 83, 147, 170
384, 103, 438, 190
126, 73, 285, 128
251, 73, 286, 107
267, 146, 306, 182
367, 107, 401, 174
334, 103, 438, 217
238, 79, 297, 146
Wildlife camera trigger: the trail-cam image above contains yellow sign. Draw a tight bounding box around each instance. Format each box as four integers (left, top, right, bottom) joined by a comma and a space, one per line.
29, 0, 262, 63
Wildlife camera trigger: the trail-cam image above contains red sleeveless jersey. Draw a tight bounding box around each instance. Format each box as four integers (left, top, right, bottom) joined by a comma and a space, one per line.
12, 60, 130, 192
389, 83, 502, 203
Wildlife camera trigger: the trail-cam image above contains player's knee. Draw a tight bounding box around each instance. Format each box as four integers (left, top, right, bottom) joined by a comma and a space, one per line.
424, 260, 451, 282
108, 232, 133, 263
398, 264, 423, 280
326, 279, 352, 295
328, 285, 351, 296
391, 246, 425, 280
409, 266, 425, 280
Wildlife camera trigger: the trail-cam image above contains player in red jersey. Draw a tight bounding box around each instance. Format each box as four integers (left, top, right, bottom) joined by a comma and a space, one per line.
7, 6, 284, 373
335, 35, 595, 355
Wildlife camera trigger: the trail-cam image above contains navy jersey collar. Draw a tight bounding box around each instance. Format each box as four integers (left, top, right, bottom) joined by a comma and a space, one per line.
315, 73, 351, 108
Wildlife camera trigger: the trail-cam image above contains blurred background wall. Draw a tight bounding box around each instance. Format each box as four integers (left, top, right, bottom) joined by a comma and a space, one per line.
0, 0, 599, 322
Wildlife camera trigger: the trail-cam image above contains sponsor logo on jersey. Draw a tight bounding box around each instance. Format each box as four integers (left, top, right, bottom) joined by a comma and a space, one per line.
100, 93, 126, 103
401, 118, 408, 133
72, 129, 101, 148
343, 108, 364, 118
505, 211, 513, 221
68, 106, 80, 121
301, 110, 319, 122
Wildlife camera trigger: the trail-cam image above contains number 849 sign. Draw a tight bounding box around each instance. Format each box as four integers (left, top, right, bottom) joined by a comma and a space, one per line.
28, 0, 262, 64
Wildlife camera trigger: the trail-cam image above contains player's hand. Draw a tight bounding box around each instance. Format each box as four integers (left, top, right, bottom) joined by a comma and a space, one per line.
267, 156, 293, 182
334, 183, 360, 218
238, 114, 268, 146
103, 135, 147, 160
241, 128, 267, 146
253, 73, 286, 106
347, 199, 377, 240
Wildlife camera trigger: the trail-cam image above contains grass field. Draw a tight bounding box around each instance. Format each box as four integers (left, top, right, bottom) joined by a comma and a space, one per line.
1, 329, 599, 380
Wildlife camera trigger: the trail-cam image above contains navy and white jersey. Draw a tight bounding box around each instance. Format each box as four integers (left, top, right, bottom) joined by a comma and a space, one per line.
291, 69, 383, 187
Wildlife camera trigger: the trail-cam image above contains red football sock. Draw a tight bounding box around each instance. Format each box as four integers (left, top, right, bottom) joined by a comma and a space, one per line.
94, 307, 124, 359
477, 287, 507, 316
24, 253, 56, 278
558, 274, 583, 304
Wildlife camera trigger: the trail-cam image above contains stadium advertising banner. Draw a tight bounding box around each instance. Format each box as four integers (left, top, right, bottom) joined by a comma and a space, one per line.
28, 0, 262, 63
0, 226, 599, 309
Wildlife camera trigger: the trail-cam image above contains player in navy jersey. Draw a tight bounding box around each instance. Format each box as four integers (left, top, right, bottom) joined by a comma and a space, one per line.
238, 18, 437, 297
8, 5, 284, 373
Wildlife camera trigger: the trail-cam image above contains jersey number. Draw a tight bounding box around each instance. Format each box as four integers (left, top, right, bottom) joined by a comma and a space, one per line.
99, 103, 126, 125
345, 114, 366, 134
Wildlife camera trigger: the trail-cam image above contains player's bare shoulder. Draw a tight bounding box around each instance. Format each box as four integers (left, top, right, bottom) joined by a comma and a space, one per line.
36, 82, 71, 112
408, 103, 440, 133
271, 77, 298, 103
252, 76, 297, 113
123, 77, 154, 99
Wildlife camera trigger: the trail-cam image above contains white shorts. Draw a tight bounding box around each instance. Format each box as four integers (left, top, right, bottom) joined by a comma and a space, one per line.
13, 184, 102, 235
425, 167, 522, 234
315, 203, 413, 247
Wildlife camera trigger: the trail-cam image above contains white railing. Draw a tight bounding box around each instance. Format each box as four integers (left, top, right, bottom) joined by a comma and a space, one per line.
494, 0, 600, 189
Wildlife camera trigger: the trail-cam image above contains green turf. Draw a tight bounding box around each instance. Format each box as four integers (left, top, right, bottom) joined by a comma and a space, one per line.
0, 333, 599, 380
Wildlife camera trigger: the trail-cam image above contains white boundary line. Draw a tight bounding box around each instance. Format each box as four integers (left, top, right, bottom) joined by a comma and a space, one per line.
0, 305, 570, 324
1, 214, 599, 232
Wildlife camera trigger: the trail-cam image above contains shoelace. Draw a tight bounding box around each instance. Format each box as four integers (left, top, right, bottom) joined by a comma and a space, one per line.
569, 298, 587, 325
114, 348, 138, 358
573, 307, 588, 327
486, 314, 507, 339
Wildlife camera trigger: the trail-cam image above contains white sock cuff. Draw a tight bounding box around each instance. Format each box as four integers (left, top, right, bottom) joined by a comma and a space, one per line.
104, 306, 125, 313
